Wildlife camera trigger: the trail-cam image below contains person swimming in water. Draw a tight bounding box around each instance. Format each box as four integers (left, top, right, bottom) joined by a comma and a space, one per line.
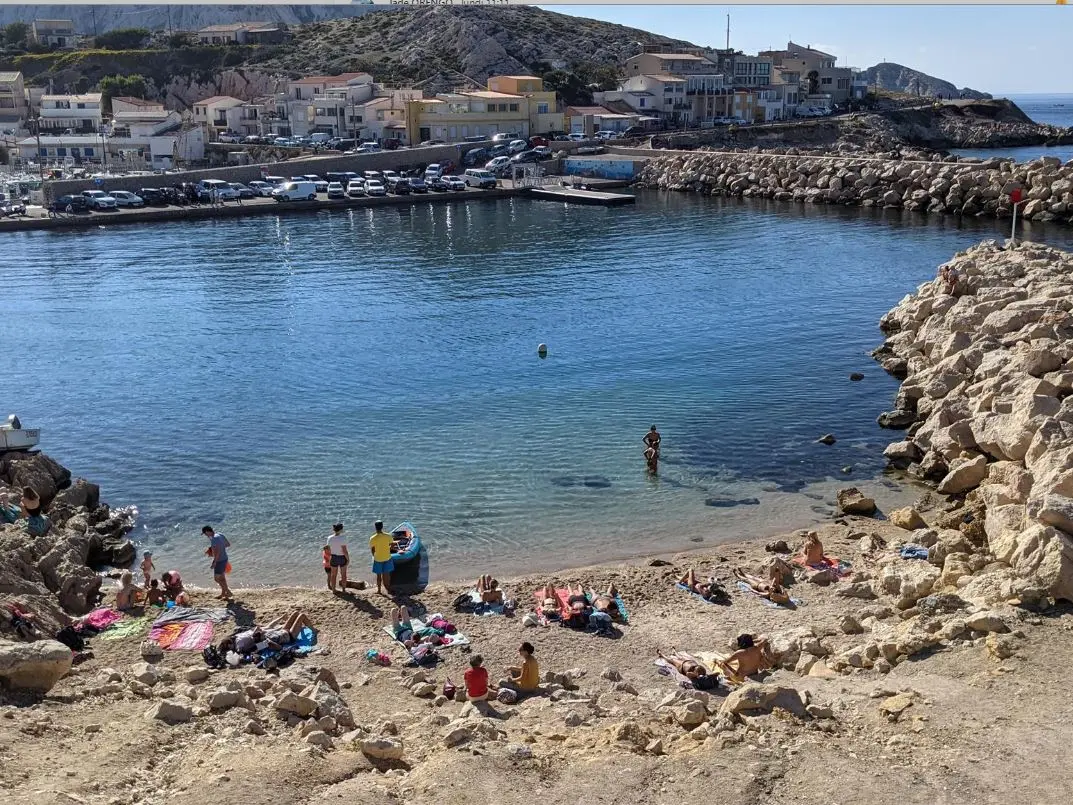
644, 445, 659, 474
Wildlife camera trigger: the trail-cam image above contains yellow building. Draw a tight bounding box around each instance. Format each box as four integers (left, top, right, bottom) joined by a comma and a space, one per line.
406, 77, 564, 143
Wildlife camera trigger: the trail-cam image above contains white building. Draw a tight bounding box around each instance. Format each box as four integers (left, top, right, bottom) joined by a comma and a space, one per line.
38, 93, 103, 133
0, 71, 28, 131
191, 95, 246, 138
17, 126, 204, 170
31, 20, 78, 49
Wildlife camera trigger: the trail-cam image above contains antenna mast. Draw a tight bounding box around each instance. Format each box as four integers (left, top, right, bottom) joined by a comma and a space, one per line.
725, 15, 730, 50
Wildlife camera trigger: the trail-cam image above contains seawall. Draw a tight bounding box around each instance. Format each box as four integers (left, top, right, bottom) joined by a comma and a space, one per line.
630, 149, 1073, 225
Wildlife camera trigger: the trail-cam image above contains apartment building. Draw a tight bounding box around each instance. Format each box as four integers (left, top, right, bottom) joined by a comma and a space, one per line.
38, 93, 103, 133
407, 90, 531, 143
625, 52, 718, 77
191, 95, 246, 137
485, 75, 563, 134
0, 71, 28, 131
759, 42, 853, 105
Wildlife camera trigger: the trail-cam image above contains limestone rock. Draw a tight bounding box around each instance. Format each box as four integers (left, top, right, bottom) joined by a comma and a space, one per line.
305, 730, 334, 750
0, 639, 73, 692
673, 700, 707, 728
274, 691, 318, 718
361, 736, 404, 760
879, 562, 941, 609
130, 662, 161, 687
889, 507, 927, 530
719, 683, 806, 719
184, 667, 210, 684
937, 454, 988, 495
443, 725, 474, 748
837, 487, 877, 516
145, 699, 194, 724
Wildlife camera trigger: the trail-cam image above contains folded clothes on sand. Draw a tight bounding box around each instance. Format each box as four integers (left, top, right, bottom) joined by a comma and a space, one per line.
900, 545, 930, 560
82, 608, 122, 631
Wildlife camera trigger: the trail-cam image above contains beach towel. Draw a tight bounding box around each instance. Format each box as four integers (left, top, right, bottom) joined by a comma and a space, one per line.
383, 614, 469, 650
83, 608, 122, 631
737, 581, 802, 608
99, 614, 153, 641
152, 607, 231, 627
900, 545, 930, 560
533, 588, 571, 615
676, 582, 728, 606
150, 621, 215, 651
791, 555, 851, 576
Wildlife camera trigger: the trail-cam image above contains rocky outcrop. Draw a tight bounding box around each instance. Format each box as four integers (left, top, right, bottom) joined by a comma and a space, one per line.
1, 450, 136, 621
636, 152, 1073, 226
859, 62, 991, 100
874, 241, 1073, 601
0, 638, 73, 692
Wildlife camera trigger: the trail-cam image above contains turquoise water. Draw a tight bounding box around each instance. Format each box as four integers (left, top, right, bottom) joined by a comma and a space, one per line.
5, 193, 1073, 585
951, 93, 1073, 163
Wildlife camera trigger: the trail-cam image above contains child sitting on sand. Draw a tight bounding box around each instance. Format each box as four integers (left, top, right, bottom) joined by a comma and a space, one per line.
464, 654, 492, 702
143, 578, 166, 607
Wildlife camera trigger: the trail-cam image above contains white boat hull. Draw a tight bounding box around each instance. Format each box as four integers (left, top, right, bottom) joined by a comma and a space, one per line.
0, 429, 40, 451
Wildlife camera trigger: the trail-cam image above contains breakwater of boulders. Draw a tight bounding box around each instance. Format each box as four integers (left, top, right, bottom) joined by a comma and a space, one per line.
635, 151, 1073, 224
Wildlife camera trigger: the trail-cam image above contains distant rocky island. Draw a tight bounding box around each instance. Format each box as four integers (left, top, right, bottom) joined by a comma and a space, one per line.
859, 62, 991, 101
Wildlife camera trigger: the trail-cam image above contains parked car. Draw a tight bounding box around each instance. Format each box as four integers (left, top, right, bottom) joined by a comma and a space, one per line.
364, 179, 387, 197
273, 137, 294, 147
622, 126, 647, 138
507, 139, 528, 154
196, 179, 239, 201
463, 135, 486, 143
427, 176, 448, 192
243, 135, 265, 145
576, 145, 606, 155
442, 175, 466, 191
387, 176, 410, 195
532, 146, 552, 159
528, 136, 549, 148
491, 132, 514, 143
355, 142, 381, 153
110, 190, 144, 208
511, 150, 542, 164
229, 183, 256, 200
303, 175, 329, 192
138, 188, 166, 206
594, 130, 621, 140
326, 181, 346, 199
381, 170, 401, 185
362, 171, 383, 182
217, 132, 241, 144
382, 139, 403, 150
81, 190, 118, 210
263, 175, 286, 186
489, 144, 510, 158
247, 180, 274, 197
485, 156, 511, 172
272, 181, 317, 201
567, 133, 587, 142
309, 133, 331, 145
408, 176, 428, 193
463, 169, 497, 189
423, 163, 445, 180
417, 139, 446, 146
49, 194, 90, 214
463, 147, 490, 167
346, 179, 366, 197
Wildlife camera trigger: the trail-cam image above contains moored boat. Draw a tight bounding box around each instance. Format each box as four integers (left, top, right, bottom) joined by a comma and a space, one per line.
390, 521, 422, 565
0, 415, 40, 452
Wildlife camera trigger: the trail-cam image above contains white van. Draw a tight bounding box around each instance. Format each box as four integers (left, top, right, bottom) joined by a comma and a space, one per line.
309, 132, 331, 145
424, 163, 444, 180
271, 180, 317, 201
463, 169, 497, 189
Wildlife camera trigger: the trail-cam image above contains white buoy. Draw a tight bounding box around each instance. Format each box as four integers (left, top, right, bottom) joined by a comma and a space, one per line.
537, 343, 548, 358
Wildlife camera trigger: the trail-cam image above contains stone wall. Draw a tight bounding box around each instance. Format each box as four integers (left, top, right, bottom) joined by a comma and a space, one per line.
632, 150, 1073, 224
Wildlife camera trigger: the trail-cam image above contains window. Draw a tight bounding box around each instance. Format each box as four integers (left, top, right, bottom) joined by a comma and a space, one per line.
821, 77, 832, 86
639, 98, 646, 108
85, 147, 93, 156
537, 102, 549, 114
508, 103, 518, 112
38, 147, 46, 157
57, 147, 66, 156
664, 85, 673, 93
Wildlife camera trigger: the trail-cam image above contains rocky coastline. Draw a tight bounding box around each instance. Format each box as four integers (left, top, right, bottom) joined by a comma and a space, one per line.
5, 244, 1073, 802
636, 150, 1073, 224
873, 240, 1073, 601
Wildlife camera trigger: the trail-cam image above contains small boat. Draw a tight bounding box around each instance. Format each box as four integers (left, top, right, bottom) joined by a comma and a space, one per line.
390, 521, 422, 566
0, 415, 40, 452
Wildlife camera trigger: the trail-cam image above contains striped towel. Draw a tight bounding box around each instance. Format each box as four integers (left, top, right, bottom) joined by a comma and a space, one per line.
99, 614, 153, 641
150, 621, 214, 651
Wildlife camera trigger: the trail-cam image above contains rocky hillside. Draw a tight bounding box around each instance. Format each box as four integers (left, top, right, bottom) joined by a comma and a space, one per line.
861, 62, 991, 100
0, 4, 377, 33
245, 6, 694, 85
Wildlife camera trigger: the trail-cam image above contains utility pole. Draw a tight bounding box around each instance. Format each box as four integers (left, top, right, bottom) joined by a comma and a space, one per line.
91, 7, 97, 38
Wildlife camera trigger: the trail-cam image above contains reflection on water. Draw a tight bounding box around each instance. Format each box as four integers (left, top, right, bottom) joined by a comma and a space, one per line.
5, 192, 1073, 584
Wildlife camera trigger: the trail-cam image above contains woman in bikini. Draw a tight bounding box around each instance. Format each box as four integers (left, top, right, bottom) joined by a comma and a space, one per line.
536, 584, 562, 621
476, 575, 503, 604
679, 568, 728, 603
589, 583, 621, 619
733, 568, 791, 605
657, 649, 719, 690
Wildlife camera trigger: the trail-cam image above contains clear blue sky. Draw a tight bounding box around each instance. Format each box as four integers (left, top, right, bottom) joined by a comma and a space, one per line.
538, 5, 1072, 95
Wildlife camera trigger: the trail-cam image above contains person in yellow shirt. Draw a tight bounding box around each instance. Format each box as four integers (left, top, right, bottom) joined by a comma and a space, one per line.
369, 520, 395, 595
501, 641, 540, 698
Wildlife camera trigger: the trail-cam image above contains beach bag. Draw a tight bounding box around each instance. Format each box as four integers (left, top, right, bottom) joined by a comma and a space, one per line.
202, 645, 225, 669
54, 626, 85, 652
497, 688, 518, 704
429, 617, 456, 635
452, 593, 477, 613
442, 677, 457, 700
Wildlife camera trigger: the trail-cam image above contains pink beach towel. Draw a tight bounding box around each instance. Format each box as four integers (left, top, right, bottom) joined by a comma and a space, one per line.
84, 608, 122, 631
149, 621, 214, 651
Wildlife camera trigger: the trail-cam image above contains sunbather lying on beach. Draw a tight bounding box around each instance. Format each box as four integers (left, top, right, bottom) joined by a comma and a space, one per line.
536, 584, 562, 620
718, 634, 774, 683
589, 584, 621, 618
733, 568, 791, 605
476, 575, 503, 604
390, 605, 446, 649
230, 611, 315, 655
657, 649, 719, 690
679, 569, 729, 603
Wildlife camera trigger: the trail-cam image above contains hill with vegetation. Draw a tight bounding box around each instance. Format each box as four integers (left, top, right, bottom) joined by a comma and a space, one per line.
860, 62, 991, 100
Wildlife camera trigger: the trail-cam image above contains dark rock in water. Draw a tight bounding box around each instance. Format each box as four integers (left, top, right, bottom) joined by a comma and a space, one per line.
811, 504, 834, 515
704, 496, 760, 508
689, 537, 704, 543
0, 451, 72, 508
804, 493, 825, 501
849, 372, 865, 381
550, 476, 578, 488
877, 409, 918, 429
765, 540, 790, 554
817, 433, 837, 445
581, 476, 611, 489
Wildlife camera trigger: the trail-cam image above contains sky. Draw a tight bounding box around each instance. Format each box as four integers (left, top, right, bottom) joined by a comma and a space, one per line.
537, 5, 1072, 95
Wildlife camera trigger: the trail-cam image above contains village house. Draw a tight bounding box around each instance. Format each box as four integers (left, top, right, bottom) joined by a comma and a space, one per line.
191, 95, 246, 138
0, 71, 29, 131
485, 76, 563, 135
759, 42, 854, 107
196, 22, 287, 46
30, 19, 78, 49
37, 93, 103, 133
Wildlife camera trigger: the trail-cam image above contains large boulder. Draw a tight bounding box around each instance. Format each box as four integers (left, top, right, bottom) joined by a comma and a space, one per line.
361, 737, 405, 761
719, 683, 807, 718
0, 639, 73, 692
0, 452, 71, 508
879, 562, 941, 609
937, 454, 988, 495
889, 507, 927, 531
837, 487, 877, 516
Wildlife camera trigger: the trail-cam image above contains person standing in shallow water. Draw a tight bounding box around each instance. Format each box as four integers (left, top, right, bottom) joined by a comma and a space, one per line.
643, 425, 661, 473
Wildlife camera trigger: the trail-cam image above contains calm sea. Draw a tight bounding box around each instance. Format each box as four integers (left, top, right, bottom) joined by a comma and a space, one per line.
951, 93, 1073, 163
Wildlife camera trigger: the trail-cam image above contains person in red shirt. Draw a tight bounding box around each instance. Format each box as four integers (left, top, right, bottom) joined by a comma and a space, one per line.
464, 654, 491, 701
